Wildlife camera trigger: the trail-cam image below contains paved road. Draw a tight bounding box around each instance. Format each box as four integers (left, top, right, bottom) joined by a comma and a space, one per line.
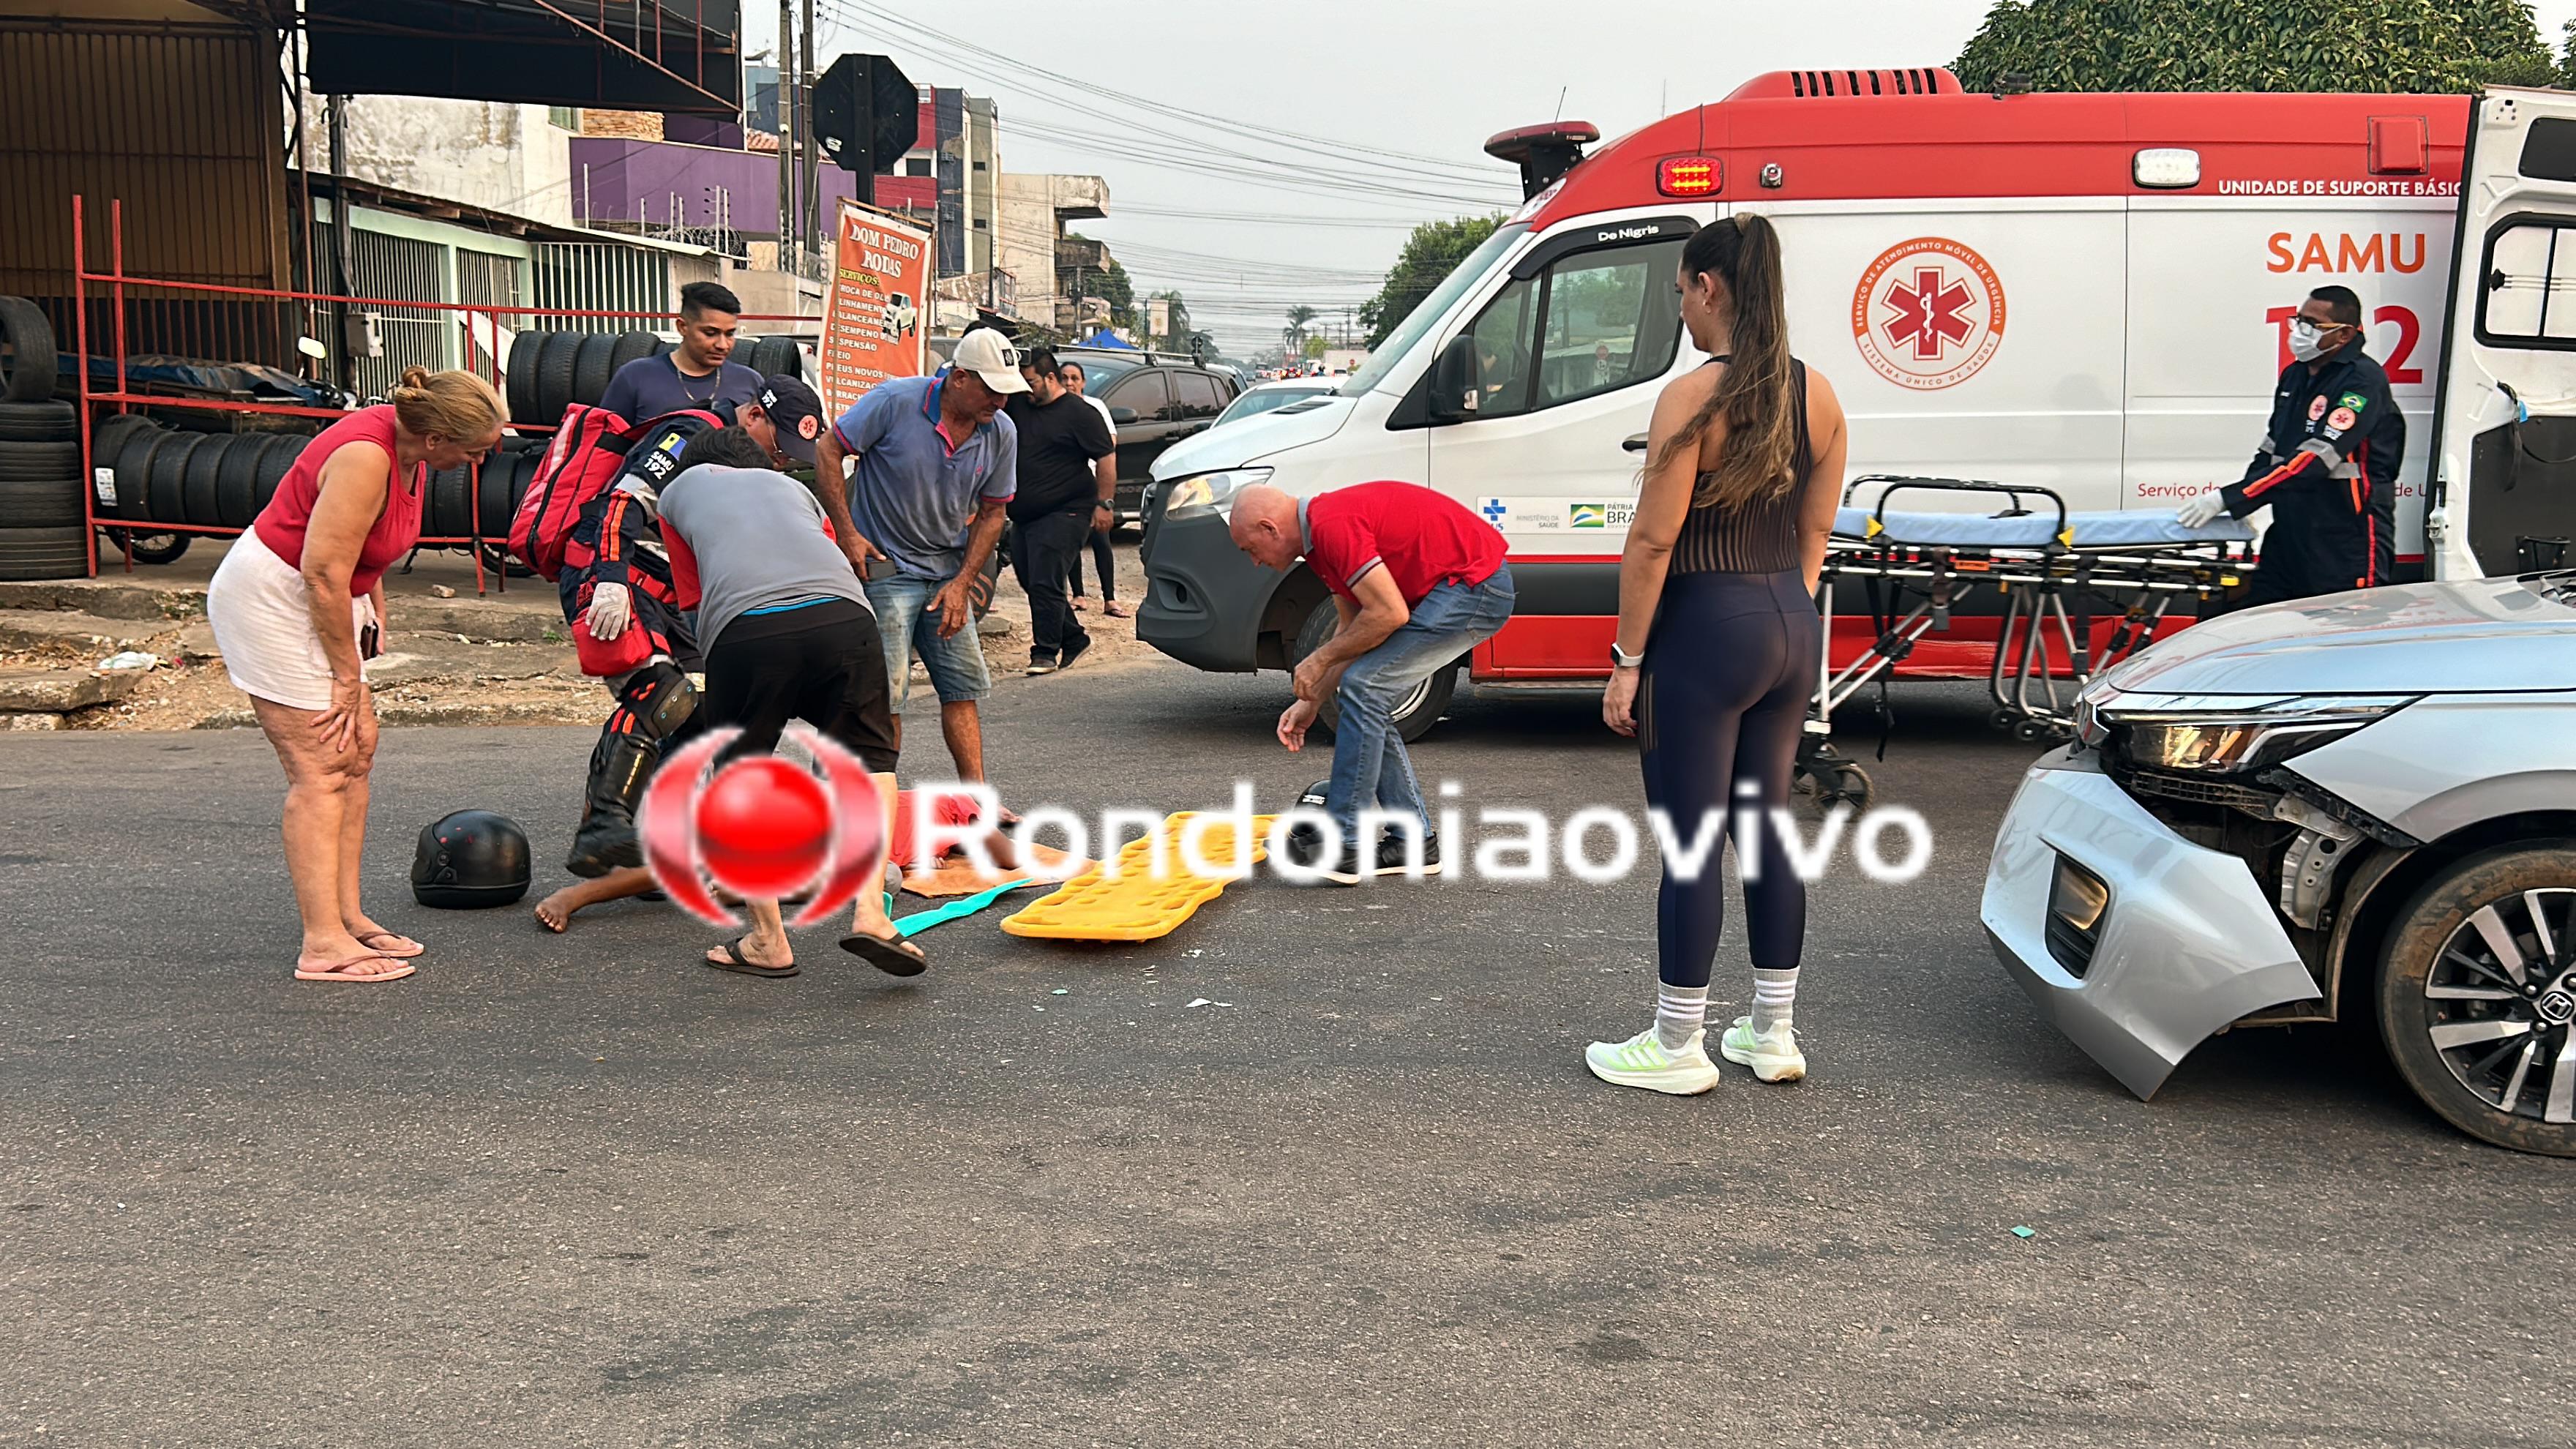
4, 660, 2568, 1446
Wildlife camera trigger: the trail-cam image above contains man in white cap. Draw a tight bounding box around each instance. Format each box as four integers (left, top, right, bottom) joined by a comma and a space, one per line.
811, 329, 1024, 787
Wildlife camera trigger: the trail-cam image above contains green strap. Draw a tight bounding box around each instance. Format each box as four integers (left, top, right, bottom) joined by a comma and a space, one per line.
887, 879, 1039, 939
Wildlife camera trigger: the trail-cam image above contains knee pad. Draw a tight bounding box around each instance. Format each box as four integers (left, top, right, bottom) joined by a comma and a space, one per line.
618, 661, 700, 742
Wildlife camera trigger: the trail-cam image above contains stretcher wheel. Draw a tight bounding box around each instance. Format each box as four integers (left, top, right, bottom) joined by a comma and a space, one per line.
1797, 760, 1873, 811
2012, 719, 2070, 744
1988, 708, 2018, 733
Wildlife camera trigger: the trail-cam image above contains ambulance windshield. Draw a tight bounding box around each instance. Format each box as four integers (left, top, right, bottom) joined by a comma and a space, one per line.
1338, 222, 1530, 397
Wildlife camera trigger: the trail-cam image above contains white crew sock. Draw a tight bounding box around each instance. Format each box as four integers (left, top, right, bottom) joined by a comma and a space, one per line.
1655, 984, 1709, 1052
1751, 968, 1799, 1035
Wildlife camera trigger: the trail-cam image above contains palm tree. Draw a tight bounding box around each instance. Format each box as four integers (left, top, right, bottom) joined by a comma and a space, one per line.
1284, 304, 1318, 353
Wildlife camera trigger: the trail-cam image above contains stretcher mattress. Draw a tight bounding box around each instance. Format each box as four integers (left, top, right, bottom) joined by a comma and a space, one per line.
1832, 506, 2253, 550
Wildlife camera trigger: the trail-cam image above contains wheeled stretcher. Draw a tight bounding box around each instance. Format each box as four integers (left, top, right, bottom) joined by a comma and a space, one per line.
1793, 476, 2257, 806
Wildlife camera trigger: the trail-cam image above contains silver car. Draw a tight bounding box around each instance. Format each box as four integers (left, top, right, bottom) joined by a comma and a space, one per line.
1982, 575, 2576, 1156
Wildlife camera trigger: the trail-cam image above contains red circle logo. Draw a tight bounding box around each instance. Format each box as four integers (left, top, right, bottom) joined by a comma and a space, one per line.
694, 757, 836, 897
2307, 396, 2329, 422
2327, 406, 2356, 431
1852, 238, 2007, 391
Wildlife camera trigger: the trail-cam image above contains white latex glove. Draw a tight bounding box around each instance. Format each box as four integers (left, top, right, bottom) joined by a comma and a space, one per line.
585, 581, 632, 640
2175, 490, 2225, 528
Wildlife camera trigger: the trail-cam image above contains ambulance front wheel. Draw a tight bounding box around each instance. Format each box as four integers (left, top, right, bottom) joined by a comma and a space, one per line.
1290, 599, 1456, 744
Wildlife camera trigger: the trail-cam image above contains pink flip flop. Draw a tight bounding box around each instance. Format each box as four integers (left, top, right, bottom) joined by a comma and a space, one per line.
293, 954, 415, 984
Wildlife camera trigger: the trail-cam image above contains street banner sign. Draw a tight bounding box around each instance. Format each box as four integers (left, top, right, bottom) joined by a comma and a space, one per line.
818, 199, 931, 414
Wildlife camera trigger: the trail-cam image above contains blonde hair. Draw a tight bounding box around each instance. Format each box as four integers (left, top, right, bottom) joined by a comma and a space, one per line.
389, 365, 503, 444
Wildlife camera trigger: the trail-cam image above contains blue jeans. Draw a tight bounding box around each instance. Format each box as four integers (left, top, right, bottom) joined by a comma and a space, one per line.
864, 573, 992, 705
1325, 568, 1515, 839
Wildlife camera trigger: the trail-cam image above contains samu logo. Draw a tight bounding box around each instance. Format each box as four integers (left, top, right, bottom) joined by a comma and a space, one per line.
640, 724, 887, 927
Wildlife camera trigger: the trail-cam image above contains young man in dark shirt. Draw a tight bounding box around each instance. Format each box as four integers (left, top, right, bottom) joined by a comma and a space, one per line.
596, 280, 765, 422
1002, 346, 1117, 674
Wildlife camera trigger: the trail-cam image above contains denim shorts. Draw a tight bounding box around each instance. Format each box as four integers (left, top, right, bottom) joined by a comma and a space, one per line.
864, 573, 992, 705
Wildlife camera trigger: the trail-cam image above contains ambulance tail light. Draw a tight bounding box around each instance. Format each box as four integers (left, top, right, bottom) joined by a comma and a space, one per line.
2133, 148, 2201, 189
1656, 157, 1721, 197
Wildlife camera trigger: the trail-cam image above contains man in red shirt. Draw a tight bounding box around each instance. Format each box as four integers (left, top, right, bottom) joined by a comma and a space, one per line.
1228, 480, 1514, 883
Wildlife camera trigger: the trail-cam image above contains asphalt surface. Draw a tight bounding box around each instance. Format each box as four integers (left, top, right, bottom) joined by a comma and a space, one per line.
4, 658, 2570, 1447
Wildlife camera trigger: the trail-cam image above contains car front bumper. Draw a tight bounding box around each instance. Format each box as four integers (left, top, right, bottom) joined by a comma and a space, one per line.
1135, 508, 1273, 673
1980, 747, 2319, 1099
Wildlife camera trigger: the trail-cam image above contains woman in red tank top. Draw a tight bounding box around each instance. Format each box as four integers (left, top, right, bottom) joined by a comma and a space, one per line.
206, 366, 504, 984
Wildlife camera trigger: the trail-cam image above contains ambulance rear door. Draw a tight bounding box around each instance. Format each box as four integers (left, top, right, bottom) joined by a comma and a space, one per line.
2434, 88, 2576, 578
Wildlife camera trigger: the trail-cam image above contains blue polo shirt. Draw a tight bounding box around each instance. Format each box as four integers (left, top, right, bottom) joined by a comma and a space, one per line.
832, 375, 1016, 581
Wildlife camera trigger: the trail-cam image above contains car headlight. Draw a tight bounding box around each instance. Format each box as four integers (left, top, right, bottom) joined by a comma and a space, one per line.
2101, 694, 2414, 774
1162, 467, 1272, 519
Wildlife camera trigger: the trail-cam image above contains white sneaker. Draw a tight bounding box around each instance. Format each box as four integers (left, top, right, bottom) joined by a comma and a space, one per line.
1584, 1026, 1721, 1096
1717, 1016, 1806, 1082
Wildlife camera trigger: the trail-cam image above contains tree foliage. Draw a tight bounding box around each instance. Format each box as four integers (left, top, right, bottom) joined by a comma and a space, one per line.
1952, 0, 2556, 94
1359, 214, 1508, 348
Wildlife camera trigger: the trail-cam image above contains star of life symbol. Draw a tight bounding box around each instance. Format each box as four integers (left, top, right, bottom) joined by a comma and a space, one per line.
1852, 237, 2007, 392
1478, 496, 1509, 525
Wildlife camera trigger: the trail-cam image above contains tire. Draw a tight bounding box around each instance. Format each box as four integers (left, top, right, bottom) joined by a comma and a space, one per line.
476, 542, 538, 579
2377, 842, 2576, 1157
537, 330, 583, 422
0, 400, 76, 443
0, 440, 78, 482
506, 329, 550, 426
182, 433, 227, 528
572, 331, 618, 408
105, 528, 187, 566
0, 295, 59, 402
215, 432, 263, 528
147, 433, 206, 526
106, 417, 162, 521
0, 525, 89, 581
1289, 597, 1456, 744
610, 329, 659, 375
473, 449, 519, 540
252, 434, 302, 515
0, 476, 83, 528
749, 334, 801, 380
427, 463, 474, 540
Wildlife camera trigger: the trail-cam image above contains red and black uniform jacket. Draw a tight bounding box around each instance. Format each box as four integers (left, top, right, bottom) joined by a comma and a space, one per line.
2220, 349, 2404, 596
555, 412, 722, 667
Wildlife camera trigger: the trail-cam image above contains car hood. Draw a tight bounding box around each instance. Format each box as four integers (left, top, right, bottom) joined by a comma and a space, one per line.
1153, 395, 1357, 482
2096, 576, 2576, 696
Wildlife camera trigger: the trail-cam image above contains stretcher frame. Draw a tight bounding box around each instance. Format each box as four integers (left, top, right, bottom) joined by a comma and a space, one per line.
1793, 476, 2256, 806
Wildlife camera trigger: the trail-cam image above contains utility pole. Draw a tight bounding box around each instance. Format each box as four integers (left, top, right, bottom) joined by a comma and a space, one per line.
774, 1, 793, 272
801, 0, 819, 263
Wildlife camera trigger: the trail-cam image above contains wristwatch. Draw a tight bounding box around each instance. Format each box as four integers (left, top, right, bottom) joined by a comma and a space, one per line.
1611, 642, 1644, 669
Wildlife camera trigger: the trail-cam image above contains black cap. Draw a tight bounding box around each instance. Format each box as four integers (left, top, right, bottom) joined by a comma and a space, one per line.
753, 374, 825, 465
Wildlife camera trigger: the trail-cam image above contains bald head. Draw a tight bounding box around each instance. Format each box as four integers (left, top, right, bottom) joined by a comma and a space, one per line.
1227, 484, 1303, 571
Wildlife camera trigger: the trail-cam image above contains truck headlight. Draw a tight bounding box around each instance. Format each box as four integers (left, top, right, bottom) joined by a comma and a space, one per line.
2103, 694, 2414, 774
1162, 467, 1272, 519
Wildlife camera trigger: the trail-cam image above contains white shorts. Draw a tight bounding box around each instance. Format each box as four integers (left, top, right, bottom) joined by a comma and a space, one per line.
205, 530, 378, 712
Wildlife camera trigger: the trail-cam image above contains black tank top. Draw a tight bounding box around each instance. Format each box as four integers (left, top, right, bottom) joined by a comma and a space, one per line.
1670, 358, 1813, 575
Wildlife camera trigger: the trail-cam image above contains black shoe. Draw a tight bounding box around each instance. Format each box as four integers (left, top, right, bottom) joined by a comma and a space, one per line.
1373, 831, 1442, 878
1280, 823, 1363, 885
564, 735, 655, 878
1057, 634, 1093, 671
1026, 652, 1059, 675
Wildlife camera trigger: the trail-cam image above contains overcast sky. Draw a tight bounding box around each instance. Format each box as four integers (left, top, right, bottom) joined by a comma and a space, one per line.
749, 1, 2576, 354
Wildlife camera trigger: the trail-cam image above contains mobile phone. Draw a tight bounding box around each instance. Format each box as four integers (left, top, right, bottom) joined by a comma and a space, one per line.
360, 621, 382, 659
862, 555, 896, 582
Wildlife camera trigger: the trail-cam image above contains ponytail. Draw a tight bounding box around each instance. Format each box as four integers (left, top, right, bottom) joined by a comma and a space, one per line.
389, 366, 504, 445
1650, 214, 1797, 510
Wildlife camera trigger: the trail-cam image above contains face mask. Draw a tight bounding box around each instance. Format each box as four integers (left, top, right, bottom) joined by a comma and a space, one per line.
2288, 318, 2343, 362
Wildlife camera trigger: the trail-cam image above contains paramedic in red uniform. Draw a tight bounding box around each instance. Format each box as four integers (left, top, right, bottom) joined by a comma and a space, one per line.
2178, 285, 2403, 604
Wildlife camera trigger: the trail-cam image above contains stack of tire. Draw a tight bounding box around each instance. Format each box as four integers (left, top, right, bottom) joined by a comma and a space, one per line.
427, 435, 547, 572
88, 416, 315, 567
0, 296, 87, 580
501, 328, 806, 427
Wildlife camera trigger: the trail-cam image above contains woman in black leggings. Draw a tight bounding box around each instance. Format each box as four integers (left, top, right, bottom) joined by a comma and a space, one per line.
1587, 214, 1847, 1096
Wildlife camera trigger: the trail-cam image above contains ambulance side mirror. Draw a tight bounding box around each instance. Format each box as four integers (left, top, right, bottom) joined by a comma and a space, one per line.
1428, 335, 1481, 424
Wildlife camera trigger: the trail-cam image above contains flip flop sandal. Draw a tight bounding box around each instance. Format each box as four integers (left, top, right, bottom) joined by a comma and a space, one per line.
355, 931, 426, 959
293, 953, 415, 984
837, 931, 929, 977
707, 937, 798, 979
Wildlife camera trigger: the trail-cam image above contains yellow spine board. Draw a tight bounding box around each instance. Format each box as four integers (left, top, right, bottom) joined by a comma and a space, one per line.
1000, 812, 1278, 942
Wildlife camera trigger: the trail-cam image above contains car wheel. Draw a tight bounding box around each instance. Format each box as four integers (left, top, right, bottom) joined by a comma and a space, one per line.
105, 528, 188, 565
2377, 843, 2576, 1157
1289, 598, 1455, 744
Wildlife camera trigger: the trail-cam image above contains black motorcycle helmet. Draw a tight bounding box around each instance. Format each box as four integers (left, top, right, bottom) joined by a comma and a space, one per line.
412, 809, 532, 908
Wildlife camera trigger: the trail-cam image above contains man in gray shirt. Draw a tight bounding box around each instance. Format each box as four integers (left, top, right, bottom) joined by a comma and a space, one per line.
655, 428, 925, 981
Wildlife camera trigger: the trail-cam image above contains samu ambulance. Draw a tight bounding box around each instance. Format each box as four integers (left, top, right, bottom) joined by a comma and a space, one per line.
1137, 68, 2576, 736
